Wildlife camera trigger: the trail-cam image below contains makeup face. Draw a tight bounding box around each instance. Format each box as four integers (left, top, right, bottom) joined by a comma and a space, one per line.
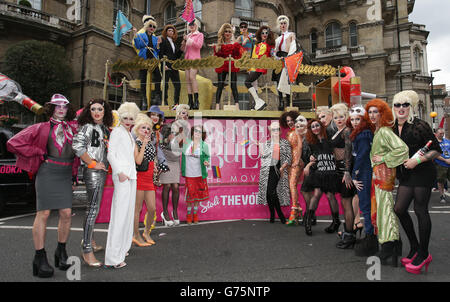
280, 21, 288, 32
167, 28, 174, 38
333, 112, 347, 128
53, 104, 68, 120
121, 115, 135, 130
224, 28, 233, 41
286, 116, 295, 129
146, 23, 156, 34
150, 112, 160, 125
310, 121, 321, 136
189, 23, 197, 33
350, 116, 361, 128
261, 30, 269, 41
179, 110, 189, 120
270, 122, 281, 139
138, 123, 152, 138
90, 103, 104, 124
368, 106, 380, 125
295, 116, 307, 134
240, 24, 248, 35
318, 113, 331, 127
393, 101, 411, 120
193, 127, 203, 139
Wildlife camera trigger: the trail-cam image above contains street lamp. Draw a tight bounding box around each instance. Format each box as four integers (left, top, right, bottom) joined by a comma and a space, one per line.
430, 68, 441, 131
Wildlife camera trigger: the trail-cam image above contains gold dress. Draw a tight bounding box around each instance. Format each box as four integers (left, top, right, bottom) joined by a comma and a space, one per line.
286, 128, 304, 224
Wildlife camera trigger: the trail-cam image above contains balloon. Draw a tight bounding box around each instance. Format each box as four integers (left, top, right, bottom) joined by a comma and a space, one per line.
333, 66, 355, 105
430, 112, 438, 118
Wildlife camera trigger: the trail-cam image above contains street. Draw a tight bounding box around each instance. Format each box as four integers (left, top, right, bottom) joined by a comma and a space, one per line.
0, 190, 449, 283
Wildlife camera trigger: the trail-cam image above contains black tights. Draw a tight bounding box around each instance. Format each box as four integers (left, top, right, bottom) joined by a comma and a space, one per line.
245, 72, 263, 88
266, 166, 286, 223
216, 72, 239, 104
309, 190, 340, 213
162, 183, 180, 220
341, 197, 354, 232
394, 185, 432, 262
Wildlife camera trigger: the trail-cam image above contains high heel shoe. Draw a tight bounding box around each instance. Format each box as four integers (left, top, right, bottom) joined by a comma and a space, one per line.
324, 213, 341, 233
405, 254, 432, 274
142, 232, 156, 245
161, 212, 174, 227
33, 249, 54, 278
401, 252, 418, 266
354, 221, 363, 239
132, 237, 151, 247
376, 241, 399, 267
54, 243, 71, 271
336, 231, 356, 249
81, 251, 102, 267
304, 210, 313, 236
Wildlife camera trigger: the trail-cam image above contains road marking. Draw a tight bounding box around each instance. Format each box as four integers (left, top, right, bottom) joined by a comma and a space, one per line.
0, 213, 35, 222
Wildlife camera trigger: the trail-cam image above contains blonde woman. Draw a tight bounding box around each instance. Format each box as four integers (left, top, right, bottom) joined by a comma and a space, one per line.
132, 113, 158, 246
105, 102, 140, 269
213, 23, 243, 110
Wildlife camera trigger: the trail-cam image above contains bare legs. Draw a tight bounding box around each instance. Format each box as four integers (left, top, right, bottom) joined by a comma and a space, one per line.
134, 190, 156, 244
33, 208, 72, 250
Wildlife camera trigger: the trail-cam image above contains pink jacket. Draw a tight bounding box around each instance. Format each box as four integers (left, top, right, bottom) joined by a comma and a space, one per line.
184, 31, 204, 60
7, 121, 80, 176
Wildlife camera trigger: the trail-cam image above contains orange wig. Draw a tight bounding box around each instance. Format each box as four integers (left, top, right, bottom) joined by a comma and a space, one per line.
365, 98, 394, 128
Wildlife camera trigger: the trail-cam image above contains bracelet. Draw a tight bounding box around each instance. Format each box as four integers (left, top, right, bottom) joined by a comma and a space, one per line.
416, 157, 422, 164
87, 160, 97, 169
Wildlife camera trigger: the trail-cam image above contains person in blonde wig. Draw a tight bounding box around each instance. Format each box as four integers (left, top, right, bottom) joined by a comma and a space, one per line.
391, 90, 442, 274
105, 102, 140, 268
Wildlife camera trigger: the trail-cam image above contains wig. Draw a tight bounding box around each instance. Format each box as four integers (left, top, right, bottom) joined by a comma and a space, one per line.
331, 102, 349, 119
161, 24, 178, 41
143, 15, 157, 30
365, 98, 394, 128
117, 102, 140, 121
392, 90, 419, 124
279, 110, 299, 129
77, 99, 113, 128
255, 25, 275, 46
349, 114, 375, 141
276, 15, 290, 29
133, 113, 152, 137
190, 124, 207, 141
316, 106, 331, 117
44, 103, 76, 121
306, 119, 327, 145
217, 23, 234, 48
175, 104, 190, 120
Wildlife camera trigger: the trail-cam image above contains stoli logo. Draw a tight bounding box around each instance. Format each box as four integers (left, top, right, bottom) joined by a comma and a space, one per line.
199, 192, 259, 214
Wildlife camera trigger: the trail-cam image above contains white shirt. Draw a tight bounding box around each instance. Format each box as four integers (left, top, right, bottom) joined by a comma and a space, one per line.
185, 143, 202, 177
167, 37, 175, 53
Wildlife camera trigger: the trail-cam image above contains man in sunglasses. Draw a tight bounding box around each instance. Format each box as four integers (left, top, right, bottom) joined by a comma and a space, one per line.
133, 15, 162, 109
237, 22, 255, 54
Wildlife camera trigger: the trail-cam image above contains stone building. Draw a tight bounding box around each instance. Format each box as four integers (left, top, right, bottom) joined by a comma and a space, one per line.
0, 0, 437, 117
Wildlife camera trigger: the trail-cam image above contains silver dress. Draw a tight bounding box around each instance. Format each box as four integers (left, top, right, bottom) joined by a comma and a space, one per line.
72, 123, 110, 253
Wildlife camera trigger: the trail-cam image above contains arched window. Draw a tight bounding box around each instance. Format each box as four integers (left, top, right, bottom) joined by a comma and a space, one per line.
235, 0, 253, 18
310, 29, 318, 53
349, 22, 358, 47
194, 0, 202, 19
414, 47, 422, 72
164, 2, 177, 25
325, 22, 341, 48
113, 0, 129, 26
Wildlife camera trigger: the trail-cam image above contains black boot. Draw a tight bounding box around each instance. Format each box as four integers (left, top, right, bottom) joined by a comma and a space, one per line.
324, 212, 341, 233
354, 234, 379, 257
376, 241, 399, 267
33, 249, 54, 278
188, 94, 194, 109
304, 210, 313, 236
336, 228, 356, 249
194, 93, 199, 110
54, 242, 71, 271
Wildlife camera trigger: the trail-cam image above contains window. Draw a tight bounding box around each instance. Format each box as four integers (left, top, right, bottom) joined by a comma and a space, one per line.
108, 73, 126, 110
194, 0, 202, 19
235, 0, 253, 18
18, 0, 41, 10
325, 22, 342, 48
414, 47, 422, 72
349, 22, 358, 47
164, 2, 177, 25
310, 30, 317, 53
113, 0, 129, 26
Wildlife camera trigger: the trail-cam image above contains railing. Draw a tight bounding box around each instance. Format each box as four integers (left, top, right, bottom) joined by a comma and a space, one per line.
230, 16, 268, 30
315, 45, 366, 59
0, 1, 76, 31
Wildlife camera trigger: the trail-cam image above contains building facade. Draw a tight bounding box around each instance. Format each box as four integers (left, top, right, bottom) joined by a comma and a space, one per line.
0, 0, 439, 118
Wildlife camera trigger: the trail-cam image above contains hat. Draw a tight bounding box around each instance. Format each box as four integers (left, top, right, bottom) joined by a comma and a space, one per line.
188, 18, 201, 29
147, 105, 165, 119
143, 15, 157, 30
48, 94, 69, 106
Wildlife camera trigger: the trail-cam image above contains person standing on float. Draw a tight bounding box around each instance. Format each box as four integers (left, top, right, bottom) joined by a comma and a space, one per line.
7, 94, 79, 278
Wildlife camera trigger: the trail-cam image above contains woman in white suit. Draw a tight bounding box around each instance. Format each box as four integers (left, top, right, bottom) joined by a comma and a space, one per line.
105, 102, 140, 268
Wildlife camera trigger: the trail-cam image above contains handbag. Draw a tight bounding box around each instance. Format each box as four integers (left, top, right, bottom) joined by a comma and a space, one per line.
136, 158, 149, 172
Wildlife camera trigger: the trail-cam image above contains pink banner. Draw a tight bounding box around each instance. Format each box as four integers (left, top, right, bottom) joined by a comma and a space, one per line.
96, 118, 343, 223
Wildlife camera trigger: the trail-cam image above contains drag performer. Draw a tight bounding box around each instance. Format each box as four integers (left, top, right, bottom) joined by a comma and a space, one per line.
245, 25, 275, 111
330, 103, 356, 249
302, 119, 339, 236
273, 15, 296, 111
159, 24, 183, 108
7, 94, 78, 278
257, 121, 291, 224
181, 125, 210, 224
391, 91, 441, 274
365, 99, 408, 267
72, 99, 113, 267
347, 106, 378, 256
280, 111, 303, 224
105, 102, 140, 269
133, 15, 162, 108
181, 18, 203, 110
133, 114, 158, 246
237, 21, 255, 53
213, 23, 243, 110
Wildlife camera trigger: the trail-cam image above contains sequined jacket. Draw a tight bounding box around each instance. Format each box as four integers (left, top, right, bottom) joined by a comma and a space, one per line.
72, 123, 110, 167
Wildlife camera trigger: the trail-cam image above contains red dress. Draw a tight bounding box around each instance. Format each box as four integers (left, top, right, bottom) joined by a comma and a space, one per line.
214, 42, 243, 73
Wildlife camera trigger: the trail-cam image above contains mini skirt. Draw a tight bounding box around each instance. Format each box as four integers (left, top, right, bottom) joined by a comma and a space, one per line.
137, 161, 155, 191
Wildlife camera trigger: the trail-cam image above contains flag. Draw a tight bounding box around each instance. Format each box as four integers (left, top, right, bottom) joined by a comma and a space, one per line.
180, 0, 195, 23
284, 51, 303, 84
240, 140, 250, 147
212, 166, 222, 179
113, 10, 133, 46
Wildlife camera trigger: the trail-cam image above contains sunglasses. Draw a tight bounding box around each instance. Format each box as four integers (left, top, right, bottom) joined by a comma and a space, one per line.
225, 30, 233, 33
141, 126, 152, 131
148, 24, 156, 29
240, 25, 248, 29
262, 31, 269, 35
393, 103, 410, 108
194, 129, 203, 133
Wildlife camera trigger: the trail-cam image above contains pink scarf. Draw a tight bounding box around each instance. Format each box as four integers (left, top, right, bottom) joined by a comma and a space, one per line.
50, 117, 74, 155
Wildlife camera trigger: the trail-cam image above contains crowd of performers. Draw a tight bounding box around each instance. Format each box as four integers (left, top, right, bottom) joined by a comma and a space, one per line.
133, 14, 296, 111
6, 88, 443, 278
